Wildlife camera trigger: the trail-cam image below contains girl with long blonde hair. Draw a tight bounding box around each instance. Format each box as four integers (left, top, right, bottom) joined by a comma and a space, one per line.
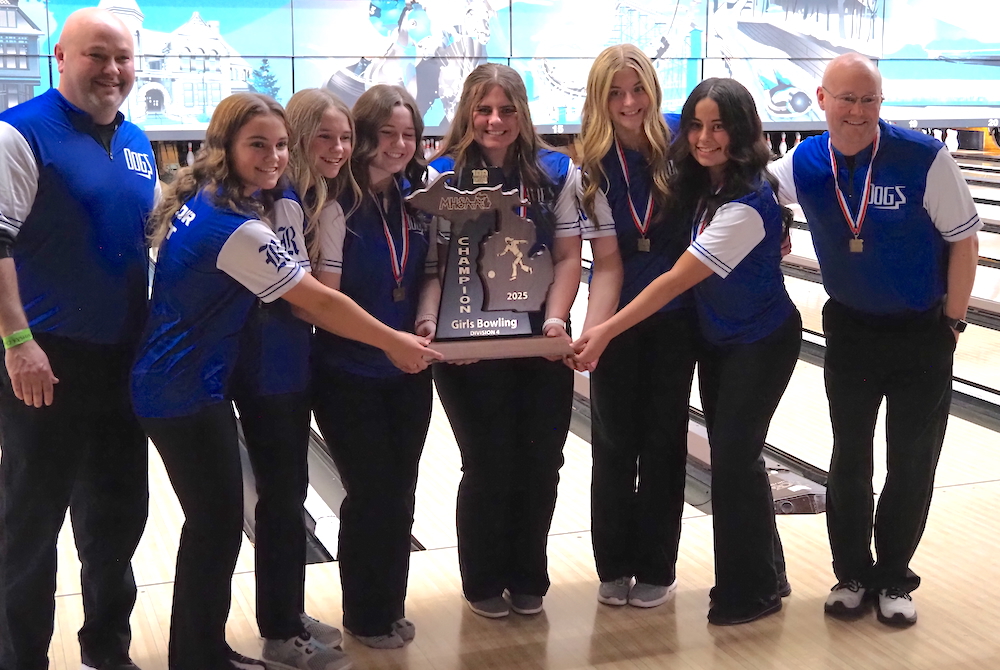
285, 87, 361, 264
573, 44, 697, 610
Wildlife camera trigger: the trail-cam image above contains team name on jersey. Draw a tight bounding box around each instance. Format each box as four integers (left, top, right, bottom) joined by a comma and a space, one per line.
869, 185, 907, 210
123, 148, 155, 180
166, 204, 197, 239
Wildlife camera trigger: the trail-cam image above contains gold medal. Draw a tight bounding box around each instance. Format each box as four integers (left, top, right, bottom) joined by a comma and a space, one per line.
637, 237, 650, 252
830, 129, 880, 258
393, 286, 406, 302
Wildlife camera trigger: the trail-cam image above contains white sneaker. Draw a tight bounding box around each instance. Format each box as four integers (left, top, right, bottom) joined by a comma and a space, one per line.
262, 634, 353, 670
824, 579, 868, 618
628, 579, 678, 608
876, 587, 917, 626
597, 577, 632, 606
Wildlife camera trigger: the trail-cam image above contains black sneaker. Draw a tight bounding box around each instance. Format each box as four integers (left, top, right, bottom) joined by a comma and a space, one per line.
708, 594, 782, 626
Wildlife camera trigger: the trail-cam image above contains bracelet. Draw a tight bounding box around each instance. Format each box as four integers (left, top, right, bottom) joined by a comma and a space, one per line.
542, 317, 567, 331
2, 328, 32, 350
415, 314, 437, 326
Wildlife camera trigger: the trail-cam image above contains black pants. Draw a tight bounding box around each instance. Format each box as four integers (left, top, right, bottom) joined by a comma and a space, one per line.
434, 357, 573, 602
590, 310, 696, 585
699, 311, 801, 608
823, 299, 954, 592
142, 403, 245, 668
312, 368, 431, 637
0, 334, 147, 670
233, 391, 311, 640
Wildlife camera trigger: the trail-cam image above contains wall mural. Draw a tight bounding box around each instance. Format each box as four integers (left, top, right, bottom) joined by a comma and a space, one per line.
6, 0, 999, 136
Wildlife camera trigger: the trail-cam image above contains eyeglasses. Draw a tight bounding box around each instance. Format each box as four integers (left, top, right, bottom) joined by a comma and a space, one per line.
822, 87, 883, 108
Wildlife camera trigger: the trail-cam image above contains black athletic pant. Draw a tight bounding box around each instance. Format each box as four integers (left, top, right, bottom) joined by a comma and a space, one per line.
141, 403, 244, 669
312, 368, 432, 637
433, 357, 573, 602
590, 309, 696, 586
233, 391, 311, 641
698, 311, 801, 609
0, 333, 147, 670
823, 299, 954, 593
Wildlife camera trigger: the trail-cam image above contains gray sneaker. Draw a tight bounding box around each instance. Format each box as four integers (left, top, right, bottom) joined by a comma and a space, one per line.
508, 593, 543, 615
262, 635, 353, 670
468, 596, 510, 618
345, 626, 405, 649
391, 618, 416, 642
597, 577, 632, 606
300, 613, 343, 648
628, 579, 678, 608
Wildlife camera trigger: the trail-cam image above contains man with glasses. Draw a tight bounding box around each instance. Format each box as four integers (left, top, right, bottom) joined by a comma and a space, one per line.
770, 52, 980, 627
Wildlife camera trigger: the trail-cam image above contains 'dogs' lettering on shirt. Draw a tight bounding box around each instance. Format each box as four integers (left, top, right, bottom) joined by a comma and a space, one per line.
869, 185, 906, 210
123, 147, 155, 180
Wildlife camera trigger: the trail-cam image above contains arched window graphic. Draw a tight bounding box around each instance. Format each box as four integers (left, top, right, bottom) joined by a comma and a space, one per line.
145, 89, 164, 113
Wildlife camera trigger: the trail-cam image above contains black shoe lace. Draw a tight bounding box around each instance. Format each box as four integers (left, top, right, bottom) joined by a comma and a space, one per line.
833, 579, 863, 593
883, 587, 911, 601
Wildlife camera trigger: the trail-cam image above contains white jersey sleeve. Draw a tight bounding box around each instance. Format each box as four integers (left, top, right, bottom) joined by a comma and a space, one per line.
0, 121, 39, 244
767, 148, 799, 206
687, 202, 766, 279
272, 196, 311, 271
925, 146, 982, 241
217, 219, 306, 302
553, 159, 583, 238
315, 200, 348, 274
580, 177, 618, 240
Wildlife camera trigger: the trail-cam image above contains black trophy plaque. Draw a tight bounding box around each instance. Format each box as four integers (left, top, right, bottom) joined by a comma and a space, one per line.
406, 171, 570, 361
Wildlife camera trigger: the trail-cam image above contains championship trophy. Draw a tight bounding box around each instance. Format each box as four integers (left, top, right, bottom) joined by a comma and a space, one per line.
407, 170, 572, 361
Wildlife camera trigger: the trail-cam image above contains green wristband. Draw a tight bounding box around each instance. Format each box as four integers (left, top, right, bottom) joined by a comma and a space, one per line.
2, 328, 33, 350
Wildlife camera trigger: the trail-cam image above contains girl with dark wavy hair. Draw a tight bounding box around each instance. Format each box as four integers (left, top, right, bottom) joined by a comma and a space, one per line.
575, 77, 801, 626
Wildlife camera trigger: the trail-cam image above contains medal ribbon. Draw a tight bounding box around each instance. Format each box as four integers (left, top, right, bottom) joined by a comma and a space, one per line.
614, 137, 654, 239
372, 180, 410, 290
691, 184, 724, 242
828, 126, 881, 240
517, 181, 527, 220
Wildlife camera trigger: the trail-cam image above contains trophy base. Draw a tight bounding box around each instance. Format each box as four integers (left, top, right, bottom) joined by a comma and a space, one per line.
432, 336, 572, 362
